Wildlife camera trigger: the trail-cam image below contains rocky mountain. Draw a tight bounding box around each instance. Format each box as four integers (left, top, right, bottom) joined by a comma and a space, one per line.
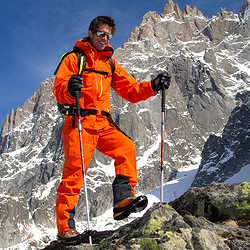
44, 182, 250, 249
192, 92, 250, 187
0, 0, 249, 248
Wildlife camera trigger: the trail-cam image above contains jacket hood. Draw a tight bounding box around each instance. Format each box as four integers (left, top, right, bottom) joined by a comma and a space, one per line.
75, 37, 114, 57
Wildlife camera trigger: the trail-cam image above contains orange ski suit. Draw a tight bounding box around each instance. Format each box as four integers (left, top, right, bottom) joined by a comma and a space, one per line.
53, 37, 155, 233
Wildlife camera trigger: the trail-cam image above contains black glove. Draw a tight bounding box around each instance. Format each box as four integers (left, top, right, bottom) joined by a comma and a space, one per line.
151, 72, 171, 94
67, 74, 83, 98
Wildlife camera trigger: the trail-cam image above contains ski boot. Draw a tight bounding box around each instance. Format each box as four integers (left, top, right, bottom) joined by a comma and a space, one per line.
58, 229, 80, 244
113, 195, 148, 220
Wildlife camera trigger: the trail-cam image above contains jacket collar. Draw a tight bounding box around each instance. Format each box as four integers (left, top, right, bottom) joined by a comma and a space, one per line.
74, 37, 114, 57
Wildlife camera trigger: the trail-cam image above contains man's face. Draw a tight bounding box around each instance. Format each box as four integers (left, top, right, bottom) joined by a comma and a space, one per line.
88, 24, 112, 51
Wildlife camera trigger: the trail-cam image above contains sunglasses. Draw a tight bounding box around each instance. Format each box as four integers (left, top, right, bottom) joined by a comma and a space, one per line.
93, 30, 113, 40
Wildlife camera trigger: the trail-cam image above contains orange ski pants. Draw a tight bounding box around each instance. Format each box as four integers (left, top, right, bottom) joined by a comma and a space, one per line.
56, 116, 137, 233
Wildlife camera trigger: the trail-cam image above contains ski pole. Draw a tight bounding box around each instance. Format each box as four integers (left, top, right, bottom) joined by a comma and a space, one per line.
160, 87, 165, 202
75, 90, 92, 246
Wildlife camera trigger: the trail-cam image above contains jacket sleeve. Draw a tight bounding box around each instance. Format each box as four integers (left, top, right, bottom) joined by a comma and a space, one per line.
53, 53, 79, 104
111, 60, 155, 103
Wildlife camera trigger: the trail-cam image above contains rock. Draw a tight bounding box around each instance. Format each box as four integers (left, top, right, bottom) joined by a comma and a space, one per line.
97, 183, 250, 249
169, 182, 250, 228
55, 183, 250, 249
192, 92, 250, 187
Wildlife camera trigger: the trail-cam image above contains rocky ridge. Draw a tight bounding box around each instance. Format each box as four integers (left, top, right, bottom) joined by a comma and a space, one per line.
101, 183, 250, 249
0, 0, 249, 248
44, 182, 250, 249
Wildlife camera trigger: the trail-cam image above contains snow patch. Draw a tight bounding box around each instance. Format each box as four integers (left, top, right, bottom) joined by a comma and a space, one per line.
225, 164, 250, 183
33, 178, 58, 200
137, 134, 160, 169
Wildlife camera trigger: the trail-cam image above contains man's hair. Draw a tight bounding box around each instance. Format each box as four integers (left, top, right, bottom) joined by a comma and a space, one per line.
89, 16, 116, 34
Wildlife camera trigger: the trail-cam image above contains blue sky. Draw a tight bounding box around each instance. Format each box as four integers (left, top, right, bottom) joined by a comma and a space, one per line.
0, 0, 245, 127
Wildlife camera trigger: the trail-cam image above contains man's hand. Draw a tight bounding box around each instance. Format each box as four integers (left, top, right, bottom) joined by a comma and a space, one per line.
68, 74, 83, 98
151, 72, 171, 94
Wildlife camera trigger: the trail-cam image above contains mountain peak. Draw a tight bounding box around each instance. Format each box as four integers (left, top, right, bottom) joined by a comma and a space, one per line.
239, 0, 250, 22
161, 0, 205, 20
184, 4, 205, 17
161, 0, 183, 20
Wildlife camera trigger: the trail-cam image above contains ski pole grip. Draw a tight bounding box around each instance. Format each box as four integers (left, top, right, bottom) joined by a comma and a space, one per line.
75, 91, 81, 118
161, 88, 166, 113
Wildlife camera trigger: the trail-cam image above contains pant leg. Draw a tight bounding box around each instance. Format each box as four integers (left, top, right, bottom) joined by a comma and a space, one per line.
56, 123, 98, 233
96, 126, 137, 205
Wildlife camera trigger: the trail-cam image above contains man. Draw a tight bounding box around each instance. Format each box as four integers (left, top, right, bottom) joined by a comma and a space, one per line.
53, 16, 170, 239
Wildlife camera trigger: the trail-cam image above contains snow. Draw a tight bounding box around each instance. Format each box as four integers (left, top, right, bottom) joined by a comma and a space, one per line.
225, 164, 250, 183
0, 194, 19, 202
149, 161, 201, 203
206, 166, 218, 173
137, 134, 160, 169
5, 146, 29, 158
90, 159, 115, 177
11, 113, 34, 133
138, 108, 149, 114
131, 67, 149, 73
160, 14, 184, 24
219, 147, 234, 164
2, 149, 43, 182
33, 178, 58, 200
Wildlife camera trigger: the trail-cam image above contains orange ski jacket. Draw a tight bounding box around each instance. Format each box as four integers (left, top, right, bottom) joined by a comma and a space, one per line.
53, 37, 155, 129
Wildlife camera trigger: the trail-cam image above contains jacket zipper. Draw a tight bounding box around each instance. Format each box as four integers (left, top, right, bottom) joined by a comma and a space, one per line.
99, 75, 103, 98
94, 57, 103, 99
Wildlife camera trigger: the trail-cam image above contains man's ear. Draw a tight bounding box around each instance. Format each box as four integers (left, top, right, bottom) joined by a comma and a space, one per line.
88, 30, 93, 38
